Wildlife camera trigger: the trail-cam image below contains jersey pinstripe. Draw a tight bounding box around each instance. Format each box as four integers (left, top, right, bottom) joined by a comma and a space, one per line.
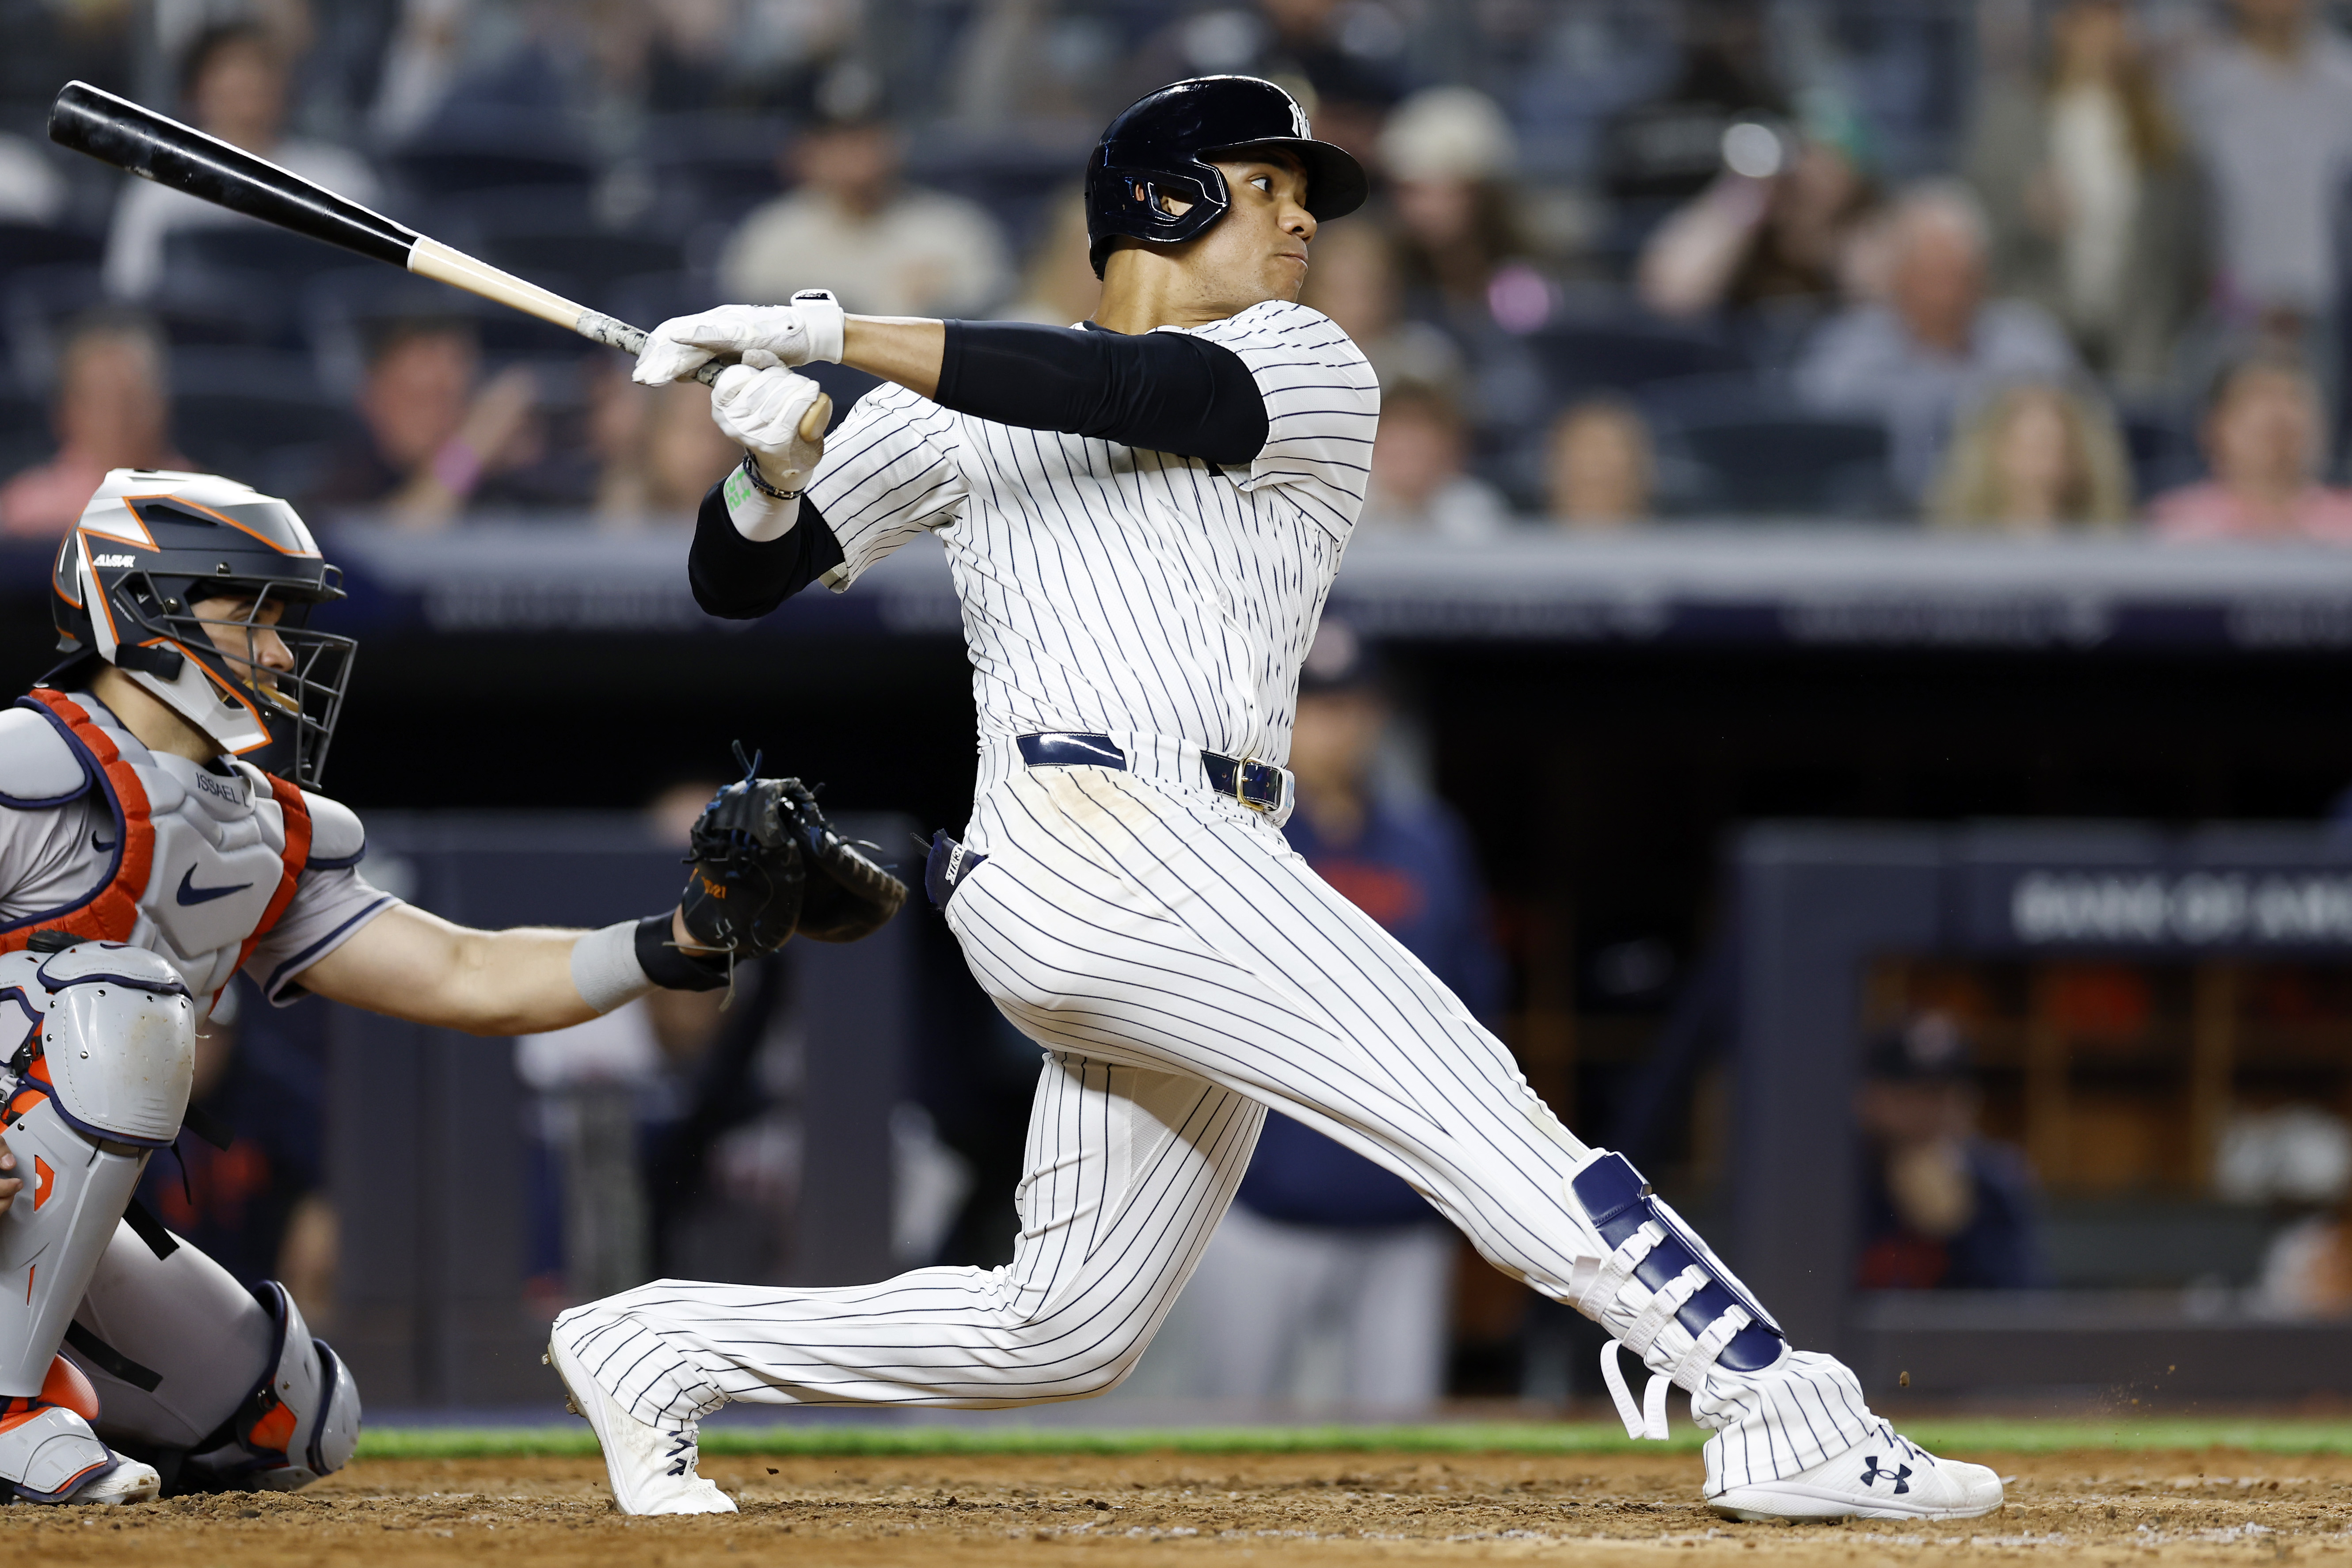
804, 300, 1376, 768
557, 293, 1902, 1503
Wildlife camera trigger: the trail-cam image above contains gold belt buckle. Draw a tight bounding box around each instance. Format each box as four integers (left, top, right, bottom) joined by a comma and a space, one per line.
1237, 755, 1271, 813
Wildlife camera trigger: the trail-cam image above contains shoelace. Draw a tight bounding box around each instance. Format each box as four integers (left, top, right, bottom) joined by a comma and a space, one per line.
664, 1430, 696, 1478
1882, 1424, 1928, 1467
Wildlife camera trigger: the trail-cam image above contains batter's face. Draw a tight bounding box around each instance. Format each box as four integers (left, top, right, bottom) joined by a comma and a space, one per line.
1153, 155, 1319, 312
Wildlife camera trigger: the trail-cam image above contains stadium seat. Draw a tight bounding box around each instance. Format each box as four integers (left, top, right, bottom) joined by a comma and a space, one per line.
0, 384, 49, 482
0, 223, 103, 285
1640, 374, 1899, 519
641, 114, 789, 227
2, 264, 106, 392
439, 189, 687, 316
170, 347, 353, 499
388, 126, 596, 203
1524, 315, 1751, 405
2115, 403, 2204, 499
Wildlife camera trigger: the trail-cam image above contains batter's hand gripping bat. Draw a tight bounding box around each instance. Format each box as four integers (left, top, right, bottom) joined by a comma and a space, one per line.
48, 80, 827, 433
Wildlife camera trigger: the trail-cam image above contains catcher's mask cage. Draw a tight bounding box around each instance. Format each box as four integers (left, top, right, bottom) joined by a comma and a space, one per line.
1085, 75, 1368, 279
49, 469, 355, 790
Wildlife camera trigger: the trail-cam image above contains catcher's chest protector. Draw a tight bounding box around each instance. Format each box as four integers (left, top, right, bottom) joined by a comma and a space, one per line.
0, 690, 311, 1005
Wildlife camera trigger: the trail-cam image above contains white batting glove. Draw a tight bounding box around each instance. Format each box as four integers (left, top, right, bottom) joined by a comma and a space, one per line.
634, 291, 847, 385
712, 363, 830, 542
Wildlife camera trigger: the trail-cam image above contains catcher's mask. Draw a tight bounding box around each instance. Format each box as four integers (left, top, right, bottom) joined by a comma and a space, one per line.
50, 469, 355, 789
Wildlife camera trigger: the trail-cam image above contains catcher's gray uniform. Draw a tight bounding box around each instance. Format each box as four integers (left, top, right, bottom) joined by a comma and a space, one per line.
1, 686, 384, 1489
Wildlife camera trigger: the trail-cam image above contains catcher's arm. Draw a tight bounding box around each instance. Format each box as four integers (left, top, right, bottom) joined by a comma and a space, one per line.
297, 904, 723, 1035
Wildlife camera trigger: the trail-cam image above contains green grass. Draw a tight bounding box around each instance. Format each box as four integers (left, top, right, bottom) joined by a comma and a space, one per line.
352, 1418, 2352, 1462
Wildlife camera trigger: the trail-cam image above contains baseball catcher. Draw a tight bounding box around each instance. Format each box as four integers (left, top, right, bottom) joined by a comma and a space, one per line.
0, 469, 902, 1505
552, 73, 2004, 1526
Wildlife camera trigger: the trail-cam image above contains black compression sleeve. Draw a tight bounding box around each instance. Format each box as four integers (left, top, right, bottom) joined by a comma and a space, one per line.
687, 481, 846, 620
933, 320, 1269, 467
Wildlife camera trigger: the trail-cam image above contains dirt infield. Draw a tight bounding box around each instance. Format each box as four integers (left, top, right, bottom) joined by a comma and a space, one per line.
6, 1447, 2351, 1566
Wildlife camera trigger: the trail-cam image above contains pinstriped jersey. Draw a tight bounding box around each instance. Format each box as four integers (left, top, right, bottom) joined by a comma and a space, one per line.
806, 301, 1378, 768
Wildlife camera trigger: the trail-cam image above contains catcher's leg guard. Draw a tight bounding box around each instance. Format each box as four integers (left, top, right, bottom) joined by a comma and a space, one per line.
65, 1226, 361, 1492
67, 1222, 274, 1450
0, 944, 194, 1401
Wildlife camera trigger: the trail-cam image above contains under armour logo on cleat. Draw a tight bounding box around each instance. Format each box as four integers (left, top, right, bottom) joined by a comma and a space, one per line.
1859, 1458, 1912, 1494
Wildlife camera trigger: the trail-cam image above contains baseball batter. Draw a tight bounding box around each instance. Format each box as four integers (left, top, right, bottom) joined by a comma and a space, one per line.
0, 470, 897, 1505
555, 75, 2002, 1526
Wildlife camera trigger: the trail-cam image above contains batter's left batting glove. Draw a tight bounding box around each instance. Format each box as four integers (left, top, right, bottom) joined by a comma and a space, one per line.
634, 291, 846, 384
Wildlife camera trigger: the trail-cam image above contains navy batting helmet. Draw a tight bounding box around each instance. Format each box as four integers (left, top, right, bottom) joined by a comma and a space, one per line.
1085, 76, 1368, 279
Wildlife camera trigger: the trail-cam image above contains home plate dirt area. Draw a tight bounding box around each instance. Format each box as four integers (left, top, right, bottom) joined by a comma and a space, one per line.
8, 1440, 2352, 1568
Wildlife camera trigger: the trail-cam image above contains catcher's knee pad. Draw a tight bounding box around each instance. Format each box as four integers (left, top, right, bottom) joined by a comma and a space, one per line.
180, 1282, 360, 1491
1564, 1152, 1789, 1438
0, 943, 194, 1400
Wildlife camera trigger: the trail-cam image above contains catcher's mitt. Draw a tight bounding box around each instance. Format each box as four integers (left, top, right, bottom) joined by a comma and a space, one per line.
678, 746, 807, 960
775, 778, 908, 942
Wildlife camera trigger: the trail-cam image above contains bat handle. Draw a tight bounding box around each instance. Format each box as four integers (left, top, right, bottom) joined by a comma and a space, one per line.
576, 310, 726, 388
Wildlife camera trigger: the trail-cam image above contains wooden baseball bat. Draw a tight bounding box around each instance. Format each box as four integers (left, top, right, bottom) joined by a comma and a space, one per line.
48, 80, 829, 438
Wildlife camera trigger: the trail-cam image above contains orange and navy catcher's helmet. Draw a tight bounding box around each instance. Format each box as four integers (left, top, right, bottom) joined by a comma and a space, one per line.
50, 469, 355, 789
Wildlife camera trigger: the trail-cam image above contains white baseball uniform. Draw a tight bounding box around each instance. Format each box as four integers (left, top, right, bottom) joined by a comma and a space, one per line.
557, 300, 1884, 1495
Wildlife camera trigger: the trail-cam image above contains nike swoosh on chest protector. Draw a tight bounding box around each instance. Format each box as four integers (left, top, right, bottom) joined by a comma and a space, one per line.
175, 865, 255, 906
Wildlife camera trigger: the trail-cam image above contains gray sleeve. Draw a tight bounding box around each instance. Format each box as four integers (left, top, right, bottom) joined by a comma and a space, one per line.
243, 864, 402, 1004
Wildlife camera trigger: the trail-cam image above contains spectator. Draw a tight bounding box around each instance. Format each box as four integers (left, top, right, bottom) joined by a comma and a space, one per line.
133, 981, 336, 1323
2176, 0, 2352, 338
0, 313, 182, 539
1298, 217, 1465, 396
103, 20, 379, 300
1638, 120, 1878, 325
1166, 623, 1503, 1411
1928, 382, 2133, 533
720, 94, 1011, 318
1357, 381, 1510, 538
1545, 398, 1658, 530
0, 132, 66, 223
307, 317, 540, 530
1963, 0, 2205, 393
2148, 353, 2352, 540
1382, 86, 1530, 320
1796, 182, 2080, 502
994, 187, 1100, 327
590, 368, 742, 526
1855, 1015, 2049, 1291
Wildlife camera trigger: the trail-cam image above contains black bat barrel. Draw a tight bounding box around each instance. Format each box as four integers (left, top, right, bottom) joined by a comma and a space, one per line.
48, 80, 419, 268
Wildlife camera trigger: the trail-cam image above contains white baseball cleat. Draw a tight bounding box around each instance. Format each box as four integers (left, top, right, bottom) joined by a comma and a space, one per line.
546, 1336, 735, 1517
1708, 1421, 2003, 1522
0, 1404, 160, 1505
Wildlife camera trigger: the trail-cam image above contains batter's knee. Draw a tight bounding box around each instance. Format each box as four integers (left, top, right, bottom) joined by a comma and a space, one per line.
998, 1314, 1157, 1402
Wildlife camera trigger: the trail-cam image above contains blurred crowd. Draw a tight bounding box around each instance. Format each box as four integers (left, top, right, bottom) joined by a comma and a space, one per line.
7, 0, 2352, 542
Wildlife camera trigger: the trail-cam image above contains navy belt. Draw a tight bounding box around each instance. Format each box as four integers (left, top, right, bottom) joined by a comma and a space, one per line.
1016, 732, 1288, 814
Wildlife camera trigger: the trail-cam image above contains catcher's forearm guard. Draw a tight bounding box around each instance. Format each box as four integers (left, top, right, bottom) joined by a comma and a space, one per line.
676, 748, 908, 961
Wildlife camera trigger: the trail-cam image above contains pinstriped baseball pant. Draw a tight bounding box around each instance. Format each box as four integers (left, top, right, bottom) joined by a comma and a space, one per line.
552, 764, 1879, 1491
